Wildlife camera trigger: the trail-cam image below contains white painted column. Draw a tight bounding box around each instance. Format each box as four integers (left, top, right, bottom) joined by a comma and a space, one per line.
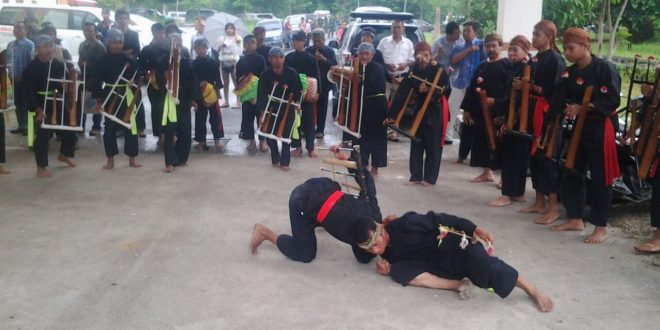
497, 0, 543, 42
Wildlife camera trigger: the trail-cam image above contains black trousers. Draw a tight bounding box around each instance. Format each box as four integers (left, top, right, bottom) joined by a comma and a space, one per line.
458, 122, 473, 160
267, 139, 290, 166
0, 114, 5, 163
468, 123, 491, 168
148, 87, 165, 136
291, 101, 315, 151
560, 119, 613, 226
359, 124, 388, 168
103, 118, 138, 158
163, 102, 192, 166
34, 126, 75, 167
194, 103, 223, 142
315, 89, 330, 134
13, 79, 28, 129
652, 170, 659, 228
410, 123, 443, 185
530, 130, 562, 194
276, 181, 375, 263
501, 134, 530, 197
136, 103, 145, 131
389, 241, 519, 299
240, 101, 257, 140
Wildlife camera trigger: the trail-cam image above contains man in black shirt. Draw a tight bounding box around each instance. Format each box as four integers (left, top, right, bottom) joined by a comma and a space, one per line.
236, 34, 266, 152
115, 9, 144, 135
139, 23, 169, 141
253, 26, 271, 68
306, 28, 338, 138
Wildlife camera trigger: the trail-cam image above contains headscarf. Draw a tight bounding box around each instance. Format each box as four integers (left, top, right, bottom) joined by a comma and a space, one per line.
562, 27, 591, 52
534, 20, 560, 52
509, 35, 531, 54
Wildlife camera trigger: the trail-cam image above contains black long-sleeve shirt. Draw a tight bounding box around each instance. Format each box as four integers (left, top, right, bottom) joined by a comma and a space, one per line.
531, 49, 565, 102
547, 56, 621, 119
462, 58, 513, 123
284, 50, 318, 80
23, 57, 65, 112
193, 56, 223, 88
91, 52, 138, 100
305, 45, 338, 92
256, 66, 303, 114
235, 52, 266, 82
389, 62, 449, 127
123, 29, 140, 59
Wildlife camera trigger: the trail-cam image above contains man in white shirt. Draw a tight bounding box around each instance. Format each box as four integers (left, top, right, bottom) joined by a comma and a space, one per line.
377, 19, 414, 101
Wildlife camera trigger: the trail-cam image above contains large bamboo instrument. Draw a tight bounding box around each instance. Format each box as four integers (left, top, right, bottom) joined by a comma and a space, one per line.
505, 64, 532, 139
543, 113, 562, 160
564, 86, 594, 170
276, 93, 294, 138
638, 80, 660, 180
167, 39, 181, 104
477, 89, 497, 152
333, 59, 362, 138
67, 69, 78, 127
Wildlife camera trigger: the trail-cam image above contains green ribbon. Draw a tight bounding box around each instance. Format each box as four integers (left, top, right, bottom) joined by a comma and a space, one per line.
161, 93, 178, 126
299, 74, 308, 99
292, 110, 301, 140
27, 111, 35, 147
124, 88, 138, 135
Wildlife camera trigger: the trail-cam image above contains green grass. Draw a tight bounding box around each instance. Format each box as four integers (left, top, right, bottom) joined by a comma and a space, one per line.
591, 40, 660, 59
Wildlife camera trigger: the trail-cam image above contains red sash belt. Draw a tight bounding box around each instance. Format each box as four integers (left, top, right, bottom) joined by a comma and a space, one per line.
603, 112, 620, 186
316, 190, 344, 224
531, 95, 549, 154
440, 95, 449, 146
650, 160, 659, 178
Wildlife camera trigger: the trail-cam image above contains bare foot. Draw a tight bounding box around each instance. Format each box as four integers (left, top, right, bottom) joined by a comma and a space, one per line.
421, 181, 433, 187
129, 158, 142, 168
456, 279, 474, 300
585, 226, 607, 244
247, 140, 257, 153
535, 209, 560, 225
280, 166, 291, 172
164, 165, 174, 173
57, 154, 76, 167
308, 150, 318, 158
551, 219, 585, 232
635, 242, 660, 254
405, 181, 422, 186
470, 173, 494, 183
102, 158, 114, 170
518, 203, 546, 214
36, 167, 52, 178
250, 224, 267, 254
454, 158, 465, 164
291, 148, 303, 158
511, 196, 526, 203
259, 141, 269, 153
215, 141, 225, 153
530, 289, 554, 312
488, 196, 511, 207
371, 167, 379, 176
0, 166, 10, 174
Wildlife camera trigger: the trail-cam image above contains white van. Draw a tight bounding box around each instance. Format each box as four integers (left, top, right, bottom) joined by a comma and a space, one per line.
0, 4, 153, 63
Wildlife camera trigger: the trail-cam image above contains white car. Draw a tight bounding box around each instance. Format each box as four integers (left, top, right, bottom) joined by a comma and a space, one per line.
167, 11, 186, 22
256, 19, 283, 48
0, 4, 154, 64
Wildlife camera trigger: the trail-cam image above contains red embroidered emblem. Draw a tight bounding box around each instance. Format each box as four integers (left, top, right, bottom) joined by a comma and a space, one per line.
475, 87, 482, 92
561, 71, 569, 78
600, 85, 608, 93
576, 77, 584, 85
532, 56, 538, 62
477, 77, 484, 84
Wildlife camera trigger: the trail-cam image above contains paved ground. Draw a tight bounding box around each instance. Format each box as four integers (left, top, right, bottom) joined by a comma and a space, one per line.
1, 93, 659, 329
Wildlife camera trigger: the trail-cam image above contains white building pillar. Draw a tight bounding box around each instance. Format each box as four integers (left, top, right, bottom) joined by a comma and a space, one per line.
497, 0, 543, 42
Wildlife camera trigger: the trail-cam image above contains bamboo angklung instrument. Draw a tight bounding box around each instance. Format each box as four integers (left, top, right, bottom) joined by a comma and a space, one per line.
477, 89, 497, 152
564, 86, 594, 170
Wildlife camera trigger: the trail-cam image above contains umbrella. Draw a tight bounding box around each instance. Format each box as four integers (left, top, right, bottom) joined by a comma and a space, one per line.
204, 12, 248, 50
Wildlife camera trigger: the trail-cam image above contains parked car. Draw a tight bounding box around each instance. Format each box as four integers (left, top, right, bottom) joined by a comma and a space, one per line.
167, 11, 186, 22
413, 19, 433, 33
329, 11, 424, 64
256, 18, 283, 48
186, 8, 217, 23
129, 8, 164, 21
244, 13, 277, 21
0, 4, 152, 64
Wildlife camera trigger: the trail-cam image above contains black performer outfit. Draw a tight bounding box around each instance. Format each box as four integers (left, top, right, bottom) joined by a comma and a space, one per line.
461, 58, 512, 169
500, 61, 531, 198
389, 62, 449, 185
193, 54, 224, 143
122, 29, 144, 131
236, 52, 266, 141
92, 52, 139, 159
277, 167, 382, 263
156, 52, 197, 167
256, 44, 271, 67
256, 66, 302, 167
652, 162, 660, 228
24, 58, 75, 168
529, 50, 565, 195
306, 44, 338, 135
351, 61, 388, 168
381, 211, 518, 298
548, 56, 621, 227
138, 41, 168, 136
285, 49, 318, 152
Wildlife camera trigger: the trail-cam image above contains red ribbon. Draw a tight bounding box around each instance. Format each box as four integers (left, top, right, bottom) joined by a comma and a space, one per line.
316, 190, 344, 224
603, 116, 620, 186
531, 96, 549, 154
440, 96, 449, 146
651, 160, 659, 178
